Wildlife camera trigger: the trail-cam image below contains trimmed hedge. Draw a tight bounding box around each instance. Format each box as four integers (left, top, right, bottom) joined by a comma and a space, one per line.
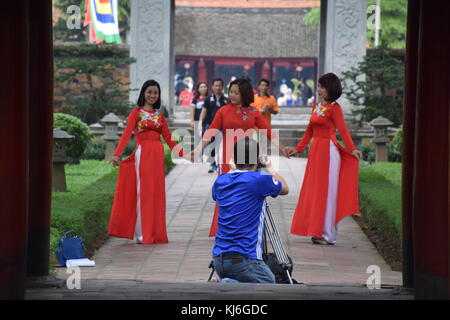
50, 161, 117, 260
358, 162, 402, 255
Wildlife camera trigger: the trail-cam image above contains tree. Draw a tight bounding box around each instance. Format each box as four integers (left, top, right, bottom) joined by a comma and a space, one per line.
366, 0, 407, 49
341, 46, 404, 126
55, 44, 136, 124
302, 0, 407, 49
302, 7, 320, 29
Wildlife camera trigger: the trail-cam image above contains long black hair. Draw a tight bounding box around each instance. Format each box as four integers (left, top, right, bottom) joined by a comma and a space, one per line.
194, 82, 208, 99
137, 79, 161, 109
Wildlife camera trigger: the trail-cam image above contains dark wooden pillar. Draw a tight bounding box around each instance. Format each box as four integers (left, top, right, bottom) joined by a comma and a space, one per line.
0, 1, 30, 300
411, 0, 449, 299
401, 0, 420, 289
26, 0, 53, 277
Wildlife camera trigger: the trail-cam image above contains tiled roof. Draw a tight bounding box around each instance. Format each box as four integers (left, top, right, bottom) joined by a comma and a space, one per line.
175, 8, 318, 58
176, 0, 320, 9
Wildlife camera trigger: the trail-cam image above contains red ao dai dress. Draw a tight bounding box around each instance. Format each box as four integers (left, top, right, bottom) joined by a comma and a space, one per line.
108, 107, 184, 244
290, 102, 359, 243
204, 103, 275, 236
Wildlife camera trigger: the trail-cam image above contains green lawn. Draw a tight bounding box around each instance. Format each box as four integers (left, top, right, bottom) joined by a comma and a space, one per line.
358, 162, 402, 253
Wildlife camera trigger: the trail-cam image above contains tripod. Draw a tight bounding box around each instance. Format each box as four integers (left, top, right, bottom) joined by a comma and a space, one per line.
262, 200, 294, 285
207, 199, 294, 285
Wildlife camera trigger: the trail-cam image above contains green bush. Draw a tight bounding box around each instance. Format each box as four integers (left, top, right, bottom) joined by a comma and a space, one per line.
123, 138, 136, 158
388, 126, 402, 162
358, 144, 375, 163
82, 137, 136, 161
163, 143, 176, 175
81, 141, 106, 160
54, 113, 92, 163
358, 129, 402, 163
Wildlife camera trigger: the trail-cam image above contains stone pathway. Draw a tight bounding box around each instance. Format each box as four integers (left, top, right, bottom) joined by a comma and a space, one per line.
53, 157, 402, 286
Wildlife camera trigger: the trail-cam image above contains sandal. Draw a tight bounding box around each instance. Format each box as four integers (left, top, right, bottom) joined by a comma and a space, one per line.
311, 237, 328, 245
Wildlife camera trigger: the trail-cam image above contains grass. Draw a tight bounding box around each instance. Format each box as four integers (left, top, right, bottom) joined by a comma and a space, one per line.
50, 145, 177, 266
357, 162, 402, 270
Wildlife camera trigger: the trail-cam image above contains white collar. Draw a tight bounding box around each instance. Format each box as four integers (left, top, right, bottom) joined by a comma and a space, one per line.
230, 169, 255, 173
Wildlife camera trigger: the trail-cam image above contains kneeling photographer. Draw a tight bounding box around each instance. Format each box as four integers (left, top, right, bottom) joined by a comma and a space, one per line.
211, 137, 289, 283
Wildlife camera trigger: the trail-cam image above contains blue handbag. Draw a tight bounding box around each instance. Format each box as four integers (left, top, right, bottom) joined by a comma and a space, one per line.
55, 230, 85, 266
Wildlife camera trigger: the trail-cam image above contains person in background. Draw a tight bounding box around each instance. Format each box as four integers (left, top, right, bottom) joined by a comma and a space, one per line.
174, 74, 186, 105
280, 88, 297, 106
198, 78, 228, 173
279, 79, 288, 97
298, 78, 313, 106
190, 82, 208, 148
178, 86, 194, 107
252, 78, 279, 126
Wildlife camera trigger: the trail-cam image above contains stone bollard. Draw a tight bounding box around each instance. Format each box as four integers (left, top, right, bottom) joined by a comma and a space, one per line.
369, 116, 393, 162
101, 112, 120, 162
53, 128, 74, 192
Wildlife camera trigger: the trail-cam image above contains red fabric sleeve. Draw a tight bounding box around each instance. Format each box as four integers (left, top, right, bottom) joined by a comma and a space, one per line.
255, 110, 276, 139
160, 115, 184, 157
332, 103, 357, 152
296, 114, 313, 153
113, 109, 138, 157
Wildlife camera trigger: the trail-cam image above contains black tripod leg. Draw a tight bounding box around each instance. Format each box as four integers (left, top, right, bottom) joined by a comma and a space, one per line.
207, 260, 215, 282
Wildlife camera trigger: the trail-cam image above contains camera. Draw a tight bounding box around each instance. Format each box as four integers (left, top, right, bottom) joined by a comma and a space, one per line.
257, 154, 268, 168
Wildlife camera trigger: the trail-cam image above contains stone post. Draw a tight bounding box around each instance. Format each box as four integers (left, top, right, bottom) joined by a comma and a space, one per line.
319, 0, 368, 116
129, 0, 175, 118
370, 116, 393, 162
101, 112, 121, 161
52, 128, 74, 192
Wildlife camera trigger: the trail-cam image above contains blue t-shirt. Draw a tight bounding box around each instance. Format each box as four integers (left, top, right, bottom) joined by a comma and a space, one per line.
212, 170, 282, 260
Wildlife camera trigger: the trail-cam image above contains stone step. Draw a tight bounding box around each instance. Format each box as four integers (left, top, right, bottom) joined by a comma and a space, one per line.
173, 106, 311, 118
173, 104, 312, 112
172, 112, 311, 120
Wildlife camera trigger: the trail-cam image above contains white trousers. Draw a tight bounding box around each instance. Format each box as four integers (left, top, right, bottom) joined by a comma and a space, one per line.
134, 145, 143, 241
322, 141, 341, 243
193, 121, 201, 149
205, 129, 222, 165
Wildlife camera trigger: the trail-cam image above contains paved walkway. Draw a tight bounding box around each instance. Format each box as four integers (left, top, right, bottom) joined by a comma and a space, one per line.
53, 157, 402, 286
